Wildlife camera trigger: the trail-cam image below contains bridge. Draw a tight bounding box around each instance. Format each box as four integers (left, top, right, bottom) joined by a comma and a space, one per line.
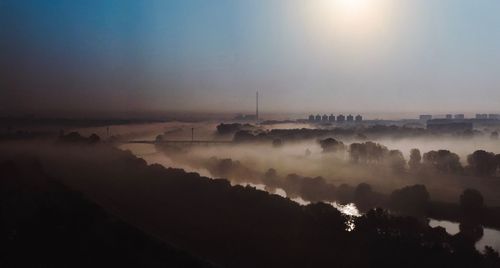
124, 140, 234, 145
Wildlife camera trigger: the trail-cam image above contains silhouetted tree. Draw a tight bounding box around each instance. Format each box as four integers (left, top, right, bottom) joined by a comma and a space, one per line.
318, 138, 345, 153
491, 131, 499, 140
457, 188, 484, 245
390, 185, 429, 216
408, 148, 422, 171
423, 150, 462, 174
458, 186, 485, 244
58, 132, 100, 144
387, 149, 406, 173
349, 141, 388, 164
89, 133, 100, 143
263, 168, 280, 191
272, 139, 283, 148
217, 123, 255, 135
484, 246, 500, 267
155, 134, 164, 142
355, 133, 368, 141
300, 176, 335, 202
459, 188, 484, 219
354, 183, 373, 211
467, 150, 497, 176
496, 154, 500, 173
336, 184, 354, 204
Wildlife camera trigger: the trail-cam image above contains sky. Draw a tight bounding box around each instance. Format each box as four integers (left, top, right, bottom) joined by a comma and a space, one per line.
1, 0, 500, 117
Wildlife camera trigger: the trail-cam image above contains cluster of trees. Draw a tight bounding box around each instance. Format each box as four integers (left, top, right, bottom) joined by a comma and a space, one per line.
230, 125, 500, 177
216, 123, 257, 135
318, 138, 346, 153
467, 150, 500, 176
2, 140, 499, 267
389, 185, 430, 217
230, 124, 486, 144
317, 138, 500, 177
318, 139, 407, 173
0, 129, 53, 141
422, 150, 462, 174
0, 158, 213, 267
264, 170, 337, 203
204, 157, 261, 184
411, 149, 500, 177
57, 131, 100, 144
186, 147, 500, 233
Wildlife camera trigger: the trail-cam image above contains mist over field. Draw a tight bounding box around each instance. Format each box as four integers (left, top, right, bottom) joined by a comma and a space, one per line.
109, 122, 500, 206
4, 0, 500, 266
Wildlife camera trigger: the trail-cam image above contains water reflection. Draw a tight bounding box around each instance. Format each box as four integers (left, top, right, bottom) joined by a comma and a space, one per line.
429, 219, 500, 252
242, 185, 361, 231
330, 202, 361, 232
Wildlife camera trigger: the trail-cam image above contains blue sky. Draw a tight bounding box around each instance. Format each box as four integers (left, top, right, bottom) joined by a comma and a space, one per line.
1, 0, 500, 116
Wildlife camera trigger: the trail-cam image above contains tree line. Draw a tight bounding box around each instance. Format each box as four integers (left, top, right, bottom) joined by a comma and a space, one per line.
319, 138, 500, 177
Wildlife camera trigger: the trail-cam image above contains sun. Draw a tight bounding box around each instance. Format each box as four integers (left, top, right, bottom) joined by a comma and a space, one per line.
308, 0, 391, 39
329, 0, 377, 24
336, 0, 372, 15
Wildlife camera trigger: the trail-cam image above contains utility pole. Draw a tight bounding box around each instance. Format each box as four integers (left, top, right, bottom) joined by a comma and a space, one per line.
191, 128, 194, 142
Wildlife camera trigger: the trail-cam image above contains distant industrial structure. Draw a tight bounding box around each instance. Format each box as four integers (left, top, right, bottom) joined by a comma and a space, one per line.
329, 114, 336, 122
337, 114, 345, 122
478, 114, 500, 120
233, 91, 260, 122
427, 119, 473, 132
424, 112, 500, 131
420, 113, 500, 121
308, 113, 362, 123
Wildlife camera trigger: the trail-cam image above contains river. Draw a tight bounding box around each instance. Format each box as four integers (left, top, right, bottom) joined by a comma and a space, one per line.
429, 219, 500, 252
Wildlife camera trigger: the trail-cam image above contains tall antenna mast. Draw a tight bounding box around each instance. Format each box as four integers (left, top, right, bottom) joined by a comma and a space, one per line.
256, 91, 259, 122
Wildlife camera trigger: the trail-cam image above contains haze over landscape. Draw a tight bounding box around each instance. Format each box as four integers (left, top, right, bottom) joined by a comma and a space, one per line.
2, 0, 500, 115
2, 1, 500, 267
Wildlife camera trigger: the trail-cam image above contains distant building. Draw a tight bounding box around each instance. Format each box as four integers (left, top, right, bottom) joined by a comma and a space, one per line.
337, 114, 345, 123
328, 114, 336, 122
427, 119, 473, 132
446, 114, 453, 119
308, 115, 315, 122
488, 114, 500, 120
315, 114, 321, 122
322, 114, 329, 122
346, 114, 354, 122
454, 114, 465, 119
476, 114, 488, 119
355, 115, 363, 122
419, 115, 432, 121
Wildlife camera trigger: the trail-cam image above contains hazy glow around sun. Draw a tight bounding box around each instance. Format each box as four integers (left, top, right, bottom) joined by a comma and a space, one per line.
307, 0, 393, 41
336, 0, 372, 15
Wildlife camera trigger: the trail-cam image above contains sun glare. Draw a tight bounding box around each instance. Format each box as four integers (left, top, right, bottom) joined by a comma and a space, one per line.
336, 0, 372, 16
308, 0, 392, 40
